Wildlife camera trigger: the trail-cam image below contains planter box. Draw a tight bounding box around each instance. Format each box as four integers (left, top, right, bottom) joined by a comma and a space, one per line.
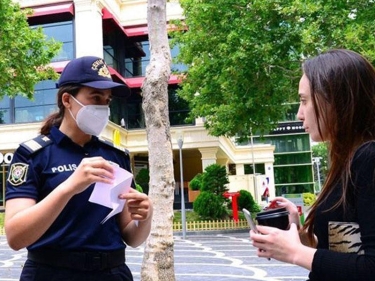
188, 189, 200, 202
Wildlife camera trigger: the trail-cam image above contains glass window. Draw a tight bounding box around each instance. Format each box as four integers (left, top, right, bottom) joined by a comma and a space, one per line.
276, 184, 314, 196
274, 165, 313, 187
269, 134, 310, 153
168, 87, 192, 126
274, 152, 311, 165
1, 21, 71, 125
244, 164, 265, 175
228, 164, 236, 175
140, 41, 150, 77
33, 21, 74, 62
110, 86, 192, 129
110, 92, 145, 129
124, 39, 187, 78
0, 96, 11, 124
0, 166, 5, 207
14, 80, 57, 123
171, 44, 188, 73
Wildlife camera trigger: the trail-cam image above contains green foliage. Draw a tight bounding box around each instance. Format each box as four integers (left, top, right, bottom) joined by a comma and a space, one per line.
192, 164, 230, 219
135, 183, 144, 193
171, 0, 375, 138
0, 0, 61, 99
135, 168, 150, 194
303, 192, 316, 206
189, 173, 203, 190
201, 164, 229, 195
238, 189, 261, 213
173, 210, 201, 223
193, 191, 227, 220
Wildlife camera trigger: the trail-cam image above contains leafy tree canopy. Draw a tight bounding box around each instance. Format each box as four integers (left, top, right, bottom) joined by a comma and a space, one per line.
0, 0, 61, 99
172, 0, 375, 138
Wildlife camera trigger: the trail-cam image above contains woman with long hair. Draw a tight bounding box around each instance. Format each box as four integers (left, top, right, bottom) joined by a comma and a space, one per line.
250, 49, 375, 280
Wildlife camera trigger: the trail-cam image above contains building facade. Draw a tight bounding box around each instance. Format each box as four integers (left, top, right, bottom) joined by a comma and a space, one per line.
0, 0, 314, 208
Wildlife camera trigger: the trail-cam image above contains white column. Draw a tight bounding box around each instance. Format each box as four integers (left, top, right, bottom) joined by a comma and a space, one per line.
236, 164, 245, 176
198, 147, 218, 170
74, 0, 104, 57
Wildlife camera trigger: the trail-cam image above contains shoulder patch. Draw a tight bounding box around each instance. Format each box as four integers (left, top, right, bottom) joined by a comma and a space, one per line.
98, 138, 130, 155
20, 135, 53, 156
7, 163, 29, 186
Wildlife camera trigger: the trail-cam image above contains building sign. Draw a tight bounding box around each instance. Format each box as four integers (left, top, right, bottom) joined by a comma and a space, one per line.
271, 121, 305, 135
0, 152, 14, 165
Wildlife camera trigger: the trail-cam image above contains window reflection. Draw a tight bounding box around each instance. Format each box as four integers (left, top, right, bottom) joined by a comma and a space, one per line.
15, 80, 58, 123
0, 96, 11, 124
110, 86, 192, 129
33, 21, 74, 62
124, 40, 187, 78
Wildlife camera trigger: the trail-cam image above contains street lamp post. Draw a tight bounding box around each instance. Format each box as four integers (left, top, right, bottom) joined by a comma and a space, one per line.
312, 157, 322, 193
250, 129, 258, 201
177, 135, 187, 239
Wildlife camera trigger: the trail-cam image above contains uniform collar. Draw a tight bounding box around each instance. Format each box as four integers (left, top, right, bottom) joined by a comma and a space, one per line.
50, 126, 100, 146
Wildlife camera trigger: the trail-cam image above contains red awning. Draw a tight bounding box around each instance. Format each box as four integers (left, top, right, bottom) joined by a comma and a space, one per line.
50, 60, 182, 89
102, 7, 127, 37
29, 3, 74, 17
108, 67, 129, 86
124, 26, 148, 37
125, 75, 182, 88
124, 24, 186, 37
49, 60, 69, 73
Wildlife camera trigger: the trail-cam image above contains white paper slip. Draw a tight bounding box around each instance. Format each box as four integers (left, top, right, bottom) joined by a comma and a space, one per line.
89, 164, 133, 224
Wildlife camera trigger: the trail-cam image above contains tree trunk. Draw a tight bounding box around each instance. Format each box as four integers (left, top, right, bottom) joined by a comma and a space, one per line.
140, 0, 175, 280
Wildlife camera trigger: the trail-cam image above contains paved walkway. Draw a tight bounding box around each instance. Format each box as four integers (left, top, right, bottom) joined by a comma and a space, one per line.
0, 231, 309, 281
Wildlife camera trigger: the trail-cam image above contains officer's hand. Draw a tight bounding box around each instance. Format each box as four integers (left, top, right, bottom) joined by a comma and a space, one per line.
119, 188, 153, 221
65, 157, 115, 195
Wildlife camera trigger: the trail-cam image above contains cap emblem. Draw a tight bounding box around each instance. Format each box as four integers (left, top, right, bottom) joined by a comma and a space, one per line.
91, 59, 111, 78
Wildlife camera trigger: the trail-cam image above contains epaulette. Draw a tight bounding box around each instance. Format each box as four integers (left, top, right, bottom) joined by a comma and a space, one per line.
20, 135, 53, 156
98, 138, 130, 155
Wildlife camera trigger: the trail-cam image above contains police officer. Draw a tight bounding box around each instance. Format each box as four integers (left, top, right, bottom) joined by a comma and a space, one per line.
5, 56, 153, 281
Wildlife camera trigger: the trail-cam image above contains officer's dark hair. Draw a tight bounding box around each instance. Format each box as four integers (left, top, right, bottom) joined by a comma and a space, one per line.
40, 84, 81, 135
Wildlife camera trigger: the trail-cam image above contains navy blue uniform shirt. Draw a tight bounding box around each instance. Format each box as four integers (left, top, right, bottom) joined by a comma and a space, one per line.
6, 126, 134, 252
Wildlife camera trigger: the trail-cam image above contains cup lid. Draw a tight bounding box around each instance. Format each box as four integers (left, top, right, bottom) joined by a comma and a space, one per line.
258, 207, 287, 215
256, 210, 289, 220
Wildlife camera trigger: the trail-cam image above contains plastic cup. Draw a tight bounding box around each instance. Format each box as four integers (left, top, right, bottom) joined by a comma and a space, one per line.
255, 207, 289, 230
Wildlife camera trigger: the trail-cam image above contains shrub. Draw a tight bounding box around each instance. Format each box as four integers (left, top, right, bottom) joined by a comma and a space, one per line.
135, 183, 143, 193
193, 191, 227, 220
201, 164, 229, 196
303, 192, 316, 206
238, 189, 261, 213
135, 168, 149, 194
189, 173, 203, 190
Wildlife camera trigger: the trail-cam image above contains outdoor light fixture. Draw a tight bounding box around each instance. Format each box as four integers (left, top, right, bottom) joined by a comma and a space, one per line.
312, 157, 322, 193
177, 132, 187, 239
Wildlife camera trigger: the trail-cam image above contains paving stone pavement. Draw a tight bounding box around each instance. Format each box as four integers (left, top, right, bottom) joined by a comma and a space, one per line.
0, 231, 309, 281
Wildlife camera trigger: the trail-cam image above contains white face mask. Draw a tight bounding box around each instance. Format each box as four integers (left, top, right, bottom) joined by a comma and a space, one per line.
69, 96, 109, 136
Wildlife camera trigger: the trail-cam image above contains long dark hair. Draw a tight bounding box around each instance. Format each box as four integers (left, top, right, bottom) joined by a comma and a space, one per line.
40, 85, 81, 135
302, 49, 375, 245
